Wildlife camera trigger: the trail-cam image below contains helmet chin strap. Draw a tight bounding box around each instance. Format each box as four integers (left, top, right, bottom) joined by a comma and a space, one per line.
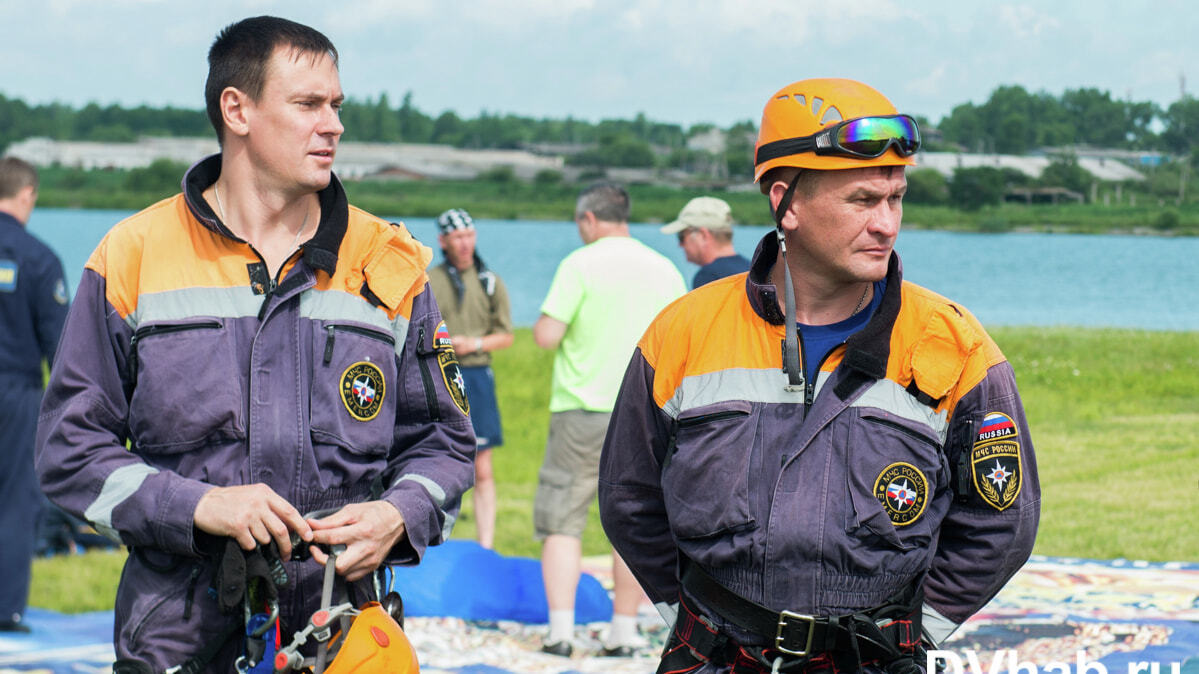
774, 172, 804, 391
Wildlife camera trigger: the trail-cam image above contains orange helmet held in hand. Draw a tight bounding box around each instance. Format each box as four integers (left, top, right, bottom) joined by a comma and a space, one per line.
324, 604, 419, 674
753, 78, 919, 182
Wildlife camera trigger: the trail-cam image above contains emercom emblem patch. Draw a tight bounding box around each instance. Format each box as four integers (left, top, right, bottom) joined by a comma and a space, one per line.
873, 462, 928, 526
438, 350, 470, 416
971, 411, 1022, 511
341, 361, 386, 421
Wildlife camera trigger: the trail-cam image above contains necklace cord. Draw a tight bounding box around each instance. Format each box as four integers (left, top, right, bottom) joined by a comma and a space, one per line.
213, 183, 310, 251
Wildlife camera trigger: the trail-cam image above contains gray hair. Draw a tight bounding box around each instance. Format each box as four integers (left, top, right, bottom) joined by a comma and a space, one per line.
575, 181, 630, 224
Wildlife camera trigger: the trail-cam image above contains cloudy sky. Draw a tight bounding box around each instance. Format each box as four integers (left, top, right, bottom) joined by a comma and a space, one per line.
2, 1, 1196, 129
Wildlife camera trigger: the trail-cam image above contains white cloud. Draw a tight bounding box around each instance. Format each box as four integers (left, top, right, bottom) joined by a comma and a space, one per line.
908, 64, 948, 98
995, 4, 1061, 40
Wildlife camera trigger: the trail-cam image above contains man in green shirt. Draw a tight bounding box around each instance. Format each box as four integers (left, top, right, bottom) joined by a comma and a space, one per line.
428, 208, 514, 550
532, 182, 686, 657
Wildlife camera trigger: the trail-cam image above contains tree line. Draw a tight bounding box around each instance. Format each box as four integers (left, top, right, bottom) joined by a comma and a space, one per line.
5, 85, 1199, 170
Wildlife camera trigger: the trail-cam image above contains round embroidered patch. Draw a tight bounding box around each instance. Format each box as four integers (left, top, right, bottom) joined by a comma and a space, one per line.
341, 361, 386, 421
873, 462, 928, 526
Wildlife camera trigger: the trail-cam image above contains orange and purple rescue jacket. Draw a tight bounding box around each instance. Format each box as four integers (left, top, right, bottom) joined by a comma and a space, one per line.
599, 232, 1040, 648
35, 155, 475, 669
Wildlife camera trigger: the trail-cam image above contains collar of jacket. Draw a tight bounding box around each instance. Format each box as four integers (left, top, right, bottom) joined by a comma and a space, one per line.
182, 153, 346, 276
0, 211, 19, 231
744, 230, 903, 382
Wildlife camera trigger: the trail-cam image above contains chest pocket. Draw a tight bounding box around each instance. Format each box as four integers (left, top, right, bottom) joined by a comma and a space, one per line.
841, 302, 978, 550
128, 319, 243, 453
310, 322, 398, 457
661, 400, 758, 562
845, 411, 945, 554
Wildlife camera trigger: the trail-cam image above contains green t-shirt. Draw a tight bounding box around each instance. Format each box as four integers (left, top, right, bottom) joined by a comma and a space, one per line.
540, 236, 686, 412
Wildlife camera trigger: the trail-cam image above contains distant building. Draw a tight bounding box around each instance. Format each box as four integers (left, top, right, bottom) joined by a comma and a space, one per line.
686, 128, 726, 154
915, 151, 1146, 183
5, 137, 565, 181
1003, 187, 1086, 205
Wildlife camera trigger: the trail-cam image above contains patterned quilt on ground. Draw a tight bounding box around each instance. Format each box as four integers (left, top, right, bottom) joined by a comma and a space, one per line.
2, 553, 1195, 673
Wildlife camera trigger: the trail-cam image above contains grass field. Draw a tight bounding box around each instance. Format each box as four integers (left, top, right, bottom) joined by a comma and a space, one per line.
30, 326, 1199, 613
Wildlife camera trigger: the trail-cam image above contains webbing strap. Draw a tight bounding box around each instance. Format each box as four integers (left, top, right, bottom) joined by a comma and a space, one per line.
772, 171, 804, 390
678, 558, 922, 667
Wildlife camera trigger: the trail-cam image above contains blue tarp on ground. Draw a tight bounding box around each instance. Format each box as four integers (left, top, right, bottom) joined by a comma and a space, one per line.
390, 540, 613, 624
0, 607, 113, 672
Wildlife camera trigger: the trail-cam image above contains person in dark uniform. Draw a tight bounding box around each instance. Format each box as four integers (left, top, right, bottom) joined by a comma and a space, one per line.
0, 156, 69, 632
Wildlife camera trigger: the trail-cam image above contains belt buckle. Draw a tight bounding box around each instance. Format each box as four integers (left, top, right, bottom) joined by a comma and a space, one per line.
775, 610, 815, 656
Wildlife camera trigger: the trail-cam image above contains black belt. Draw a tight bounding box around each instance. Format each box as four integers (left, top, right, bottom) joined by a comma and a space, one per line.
680, 561, 922, 661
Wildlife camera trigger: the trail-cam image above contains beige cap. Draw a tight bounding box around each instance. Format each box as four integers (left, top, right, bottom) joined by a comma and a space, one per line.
660, 196, 734, 234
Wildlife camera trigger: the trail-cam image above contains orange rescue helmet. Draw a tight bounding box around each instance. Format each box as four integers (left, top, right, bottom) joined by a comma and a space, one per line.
753, 78, 917, 182
322, 604, 420, 674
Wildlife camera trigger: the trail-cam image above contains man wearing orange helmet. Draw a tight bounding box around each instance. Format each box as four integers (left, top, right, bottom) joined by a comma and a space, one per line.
599, 79, 1039, 673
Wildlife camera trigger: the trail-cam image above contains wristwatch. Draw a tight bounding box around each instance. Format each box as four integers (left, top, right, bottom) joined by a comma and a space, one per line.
475, 337, 484, 353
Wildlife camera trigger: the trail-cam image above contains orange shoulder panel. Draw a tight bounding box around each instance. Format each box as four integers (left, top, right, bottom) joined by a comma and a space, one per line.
640, 277, 784, 409
87, 195, 256, 319
890, 281, 1005, 414
335, 210, 433, 321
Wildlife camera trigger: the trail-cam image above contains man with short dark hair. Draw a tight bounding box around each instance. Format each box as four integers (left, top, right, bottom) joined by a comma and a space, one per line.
428, 208, 513, 550
659, 196, 749, 288
0, 156, 68, 633
532, 182, 686, 657
36, 16, 474, 671
600, 78, 1039, 673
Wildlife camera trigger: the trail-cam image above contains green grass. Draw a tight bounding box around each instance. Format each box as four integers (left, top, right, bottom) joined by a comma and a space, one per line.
988, 327, 1199, 562
30, 326, 1199, 613
30, 547, 126, 613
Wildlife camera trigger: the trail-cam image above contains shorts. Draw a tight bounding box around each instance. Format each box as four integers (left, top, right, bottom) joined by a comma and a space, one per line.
533, 409, 611, 540
461, 365, 503, 450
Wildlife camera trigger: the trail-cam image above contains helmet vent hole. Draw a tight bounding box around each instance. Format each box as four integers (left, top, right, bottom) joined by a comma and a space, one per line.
819, 105, 843, 126
811, 96, 824, 118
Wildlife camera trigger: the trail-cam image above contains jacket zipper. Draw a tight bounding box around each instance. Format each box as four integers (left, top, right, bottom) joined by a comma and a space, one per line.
256, 277, 279, 321
415, 325, 441, 422
665, 408, 751, 473
860, 414, 940, 449
253, 244, 304, 322
796, 327, 816, 408
323, 324, 397, 364
802, 336, 853, 410
128, 321, 222, 381
676, 409, 750, 428
955, 417, 975, 503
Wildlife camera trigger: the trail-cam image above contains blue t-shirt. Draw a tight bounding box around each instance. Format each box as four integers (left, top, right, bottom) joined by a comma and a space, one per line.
797, 279, 886, 384
693, 253, 751, 288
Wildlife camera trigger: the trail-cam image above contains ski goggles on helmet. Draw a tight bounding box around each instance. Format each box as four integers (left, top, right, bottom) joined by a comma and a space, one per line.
755, 114, 921, 165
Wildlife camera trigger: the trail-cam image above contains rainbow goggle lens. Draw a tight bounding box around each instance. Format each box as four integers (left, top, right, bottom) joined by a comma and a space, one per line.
755, 114, 921, 165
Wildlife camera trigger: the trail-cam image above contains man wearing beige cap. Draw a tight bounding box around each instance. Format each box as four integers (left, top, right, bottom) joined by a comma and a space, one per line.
660, 196, 750, 288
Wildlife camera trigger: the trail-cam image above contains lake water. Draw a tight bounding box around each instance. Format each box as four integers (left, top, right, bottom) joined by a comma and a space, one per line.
27, 208, 1199, 331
